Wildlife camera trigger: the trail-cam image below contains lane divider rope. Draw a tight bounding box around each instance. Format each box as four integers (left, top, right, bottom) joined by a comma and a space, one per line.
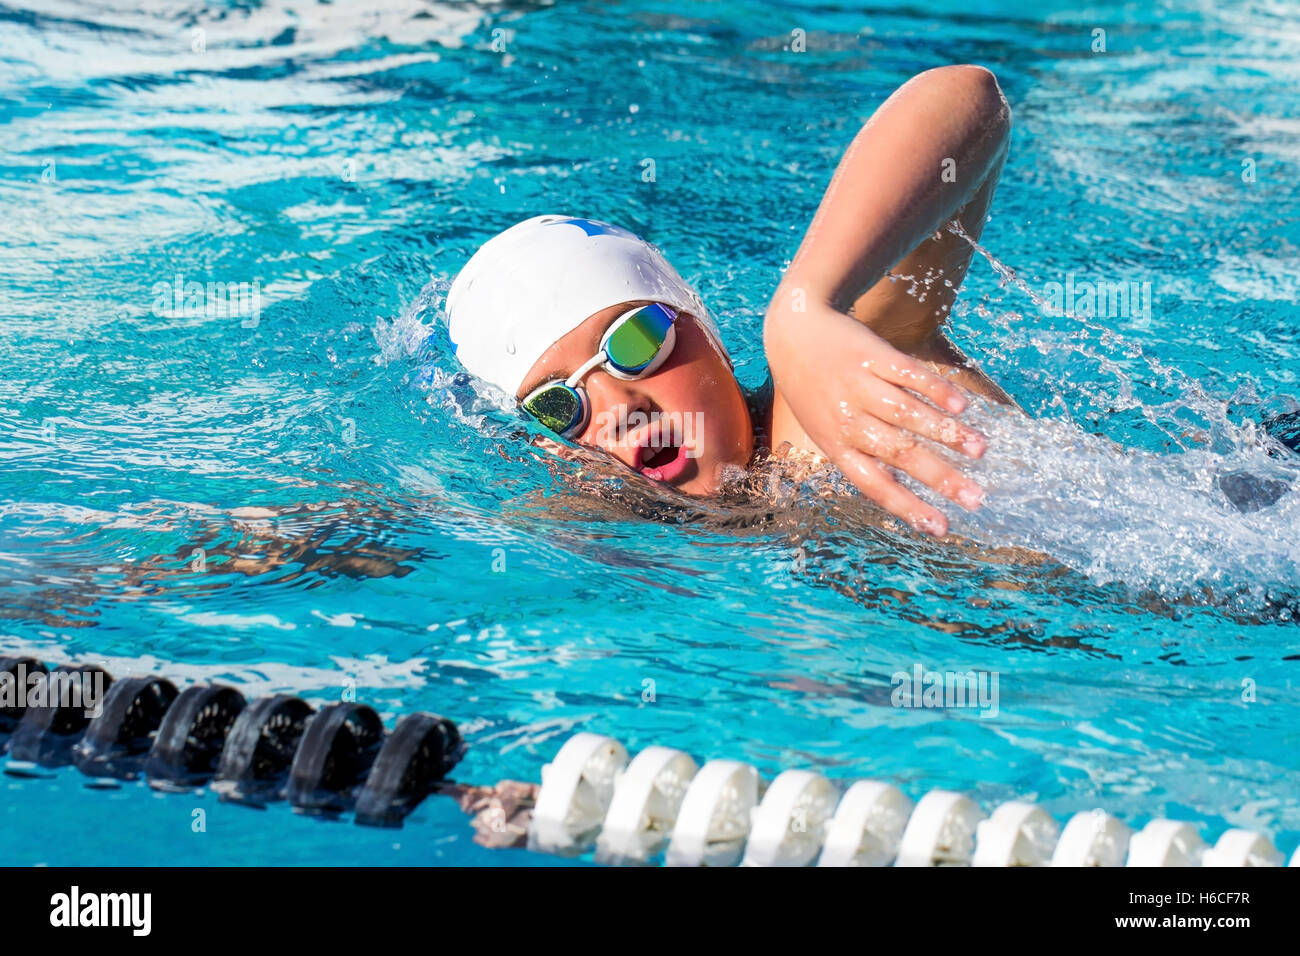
4, 656, 1295, 868
0, 656, 463, 828
528, 732, 1298, 867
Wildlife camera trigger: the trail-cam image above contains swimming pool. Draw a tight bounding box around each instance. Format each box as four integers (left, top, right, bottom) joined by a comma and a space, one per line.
1, 0, 1297, 866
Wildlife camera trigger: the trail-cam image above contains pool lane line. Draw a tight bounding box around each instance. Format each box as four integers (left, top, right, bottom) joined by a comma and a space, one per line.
518, 731, 1298, 867
3, 657, 1296, 867
0, 656, 463, 829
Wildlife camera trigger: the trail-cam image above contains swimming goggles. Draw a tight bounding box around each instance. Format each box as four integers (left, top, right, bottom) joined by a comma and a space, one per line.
520, 302, 678, 438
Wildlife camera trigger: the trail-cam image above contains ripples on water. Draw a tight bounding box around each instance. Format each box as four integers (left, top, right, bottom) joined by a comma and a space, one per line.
1, 0, 1298, 861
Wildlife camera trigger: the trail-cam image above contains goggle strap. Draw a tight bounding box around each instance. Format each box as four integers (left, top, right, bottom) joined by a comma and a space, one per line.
565, 352, 606, 388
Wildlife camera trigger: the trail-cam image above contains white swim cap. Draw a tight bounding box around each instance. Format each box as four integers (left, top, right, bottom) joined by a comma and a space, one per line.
445, 215, 729, 398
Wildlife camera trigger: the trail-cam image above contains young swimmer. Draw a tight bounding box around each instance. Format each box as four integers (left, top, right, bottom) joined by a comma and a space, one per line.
446, 65, 1013, 538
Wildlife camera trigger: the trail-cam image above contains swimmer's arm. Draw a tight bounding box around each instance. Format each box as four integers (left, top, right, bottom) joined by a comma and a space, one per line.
763, 65, 1011, 536
772, 64, 1010, 320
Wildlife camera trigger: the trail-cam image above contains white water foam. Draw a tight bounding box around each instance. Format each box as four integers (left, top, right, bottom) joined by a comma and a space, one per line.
933, 223, 1299, 602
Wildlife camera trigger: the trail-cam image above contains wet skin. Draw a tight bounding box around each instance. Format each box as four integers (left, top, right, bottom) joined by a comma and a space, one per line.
515, 300, 754, 495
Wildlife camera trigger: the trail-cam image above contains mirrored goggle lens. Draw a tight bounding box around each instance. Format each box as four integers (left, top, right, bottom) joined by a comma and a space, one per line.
522, 383, 585, 436
604, 303, 674, 373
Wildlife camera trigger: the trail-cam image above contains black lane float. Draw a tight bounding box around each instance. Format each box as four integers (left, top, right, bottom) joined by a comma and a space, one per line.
0, 656, 464, 828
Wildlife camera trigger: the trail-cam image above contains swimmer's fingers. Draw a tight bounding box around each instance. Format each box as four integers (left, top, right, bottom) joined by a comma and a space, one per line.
839, 450, 949, 537
866, 344, 969, 417
866, 384, 987, 459
848, 418, 985, 514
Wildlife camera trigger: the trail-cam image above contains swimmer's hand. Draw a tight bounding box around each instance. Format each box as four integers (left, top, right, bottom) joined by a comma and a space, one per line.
764, 298, 988, 536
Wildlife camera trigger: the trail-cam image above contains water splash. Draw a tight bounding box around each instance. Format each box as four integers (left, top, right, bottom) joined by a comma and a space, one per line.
932, 223, 1299, 607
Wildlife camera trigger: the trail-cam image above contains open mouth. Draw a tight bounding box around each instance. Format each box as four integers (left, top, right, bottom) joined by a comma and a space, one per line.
637, 442, 690, 483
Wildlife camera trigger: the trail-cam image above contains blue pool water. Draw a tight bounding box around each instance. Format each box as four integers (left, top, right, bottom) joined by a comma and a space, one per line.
2, 0, 1298, 865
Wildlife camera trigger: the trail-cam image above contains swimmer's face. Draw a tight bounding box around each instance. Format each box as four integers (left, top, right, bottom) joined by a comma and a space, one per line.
516, 302, 754, 495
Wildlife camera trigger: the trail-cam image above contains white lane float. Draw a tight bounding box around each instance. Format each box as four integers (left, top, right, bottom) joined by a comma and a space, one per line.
1201, 828, 1283, 867
594, 745, 698, 866
972, 800, 1060, 867
817, 780, 914, 867
741, 769, 838, 867
1050, 810, 1131, 866
1126, 819, 1206, 867
895, 789, 986, 866
528, 732, 628, 856
664, 759, 763, 867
